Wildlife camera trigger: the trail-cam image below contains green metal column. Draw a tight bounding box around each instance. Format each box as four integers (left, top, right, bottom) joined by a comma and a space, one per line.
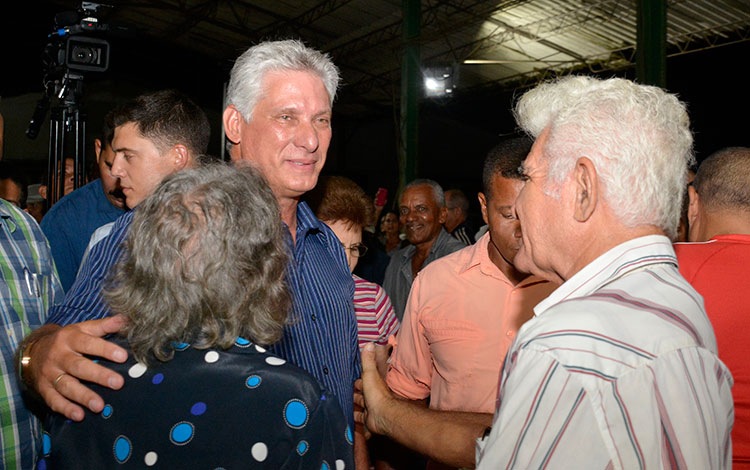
636, 0, 667, 87
398, 0, 420, 194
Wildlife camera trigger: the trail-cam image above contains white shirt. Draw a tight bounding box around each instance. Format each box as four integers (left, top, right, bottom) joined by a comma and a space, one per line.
476, 235, 734, 469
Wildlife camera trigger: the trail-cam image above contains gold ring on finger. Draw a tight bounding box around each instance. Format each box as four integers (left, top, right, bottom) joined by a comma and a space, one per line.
53, 372, 67, 388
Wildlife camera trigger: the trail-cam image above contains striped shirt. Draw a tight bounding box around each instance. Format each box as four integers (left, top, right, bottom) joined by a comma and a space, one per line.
353, 274, 400, 349
268, 202, 360, 428
45, 203, 360, 427
476, 235, 734, 469
1, 199, 63, 470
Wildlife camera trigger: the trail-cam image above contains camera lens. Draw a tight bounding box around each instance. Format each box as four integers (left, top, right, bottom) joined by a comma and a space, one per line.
71, 46, 98, 64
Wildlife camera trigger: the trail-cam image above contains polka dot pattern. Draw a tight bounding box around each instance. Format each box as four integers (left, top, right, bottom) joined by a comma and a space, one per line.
43, 338, 353, 468
204, 351, 220, 363
251, 442, 268, 462
265, 356, 286, 366
144, 451, 158, 466
246, 375, 262, 389
169, 422, 195, 445
128, 363, 147, 378
284, 399, 309, 428
113, 435, 132, 463
191, 402, 207, 416
42, 432, 51, 456
296, 440, 309, 455
235, 337, 251, 347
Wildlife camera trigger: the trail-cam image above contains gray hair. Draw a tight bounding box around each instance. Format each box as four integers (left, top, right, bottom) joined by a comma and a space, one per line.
445, 189, 469, 213
693, 147, 750, 211
514, 75, 694, 240
226, 39, 340, 121
404, 179, 446, 207
104, 162, 291, 365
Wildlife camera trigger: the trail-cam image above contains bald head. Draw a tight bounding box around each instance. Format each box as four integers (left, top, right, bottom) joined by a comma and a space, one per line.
693, 147, 750, 211
688, 147, 750, 241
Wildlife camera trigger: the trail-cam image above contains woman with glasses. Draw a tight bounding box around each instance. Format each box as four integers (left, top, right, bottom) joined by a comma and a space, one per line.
308, 176, 400, 366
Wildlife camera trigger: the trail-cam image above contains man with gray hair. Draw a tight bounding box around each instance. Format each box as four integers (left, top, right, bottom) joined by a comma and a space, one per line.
383, 179, 465, 319
19, 41, 361, 464
355, 76, 733, 469
675, 146, 750, 468
41, 163, 354, 469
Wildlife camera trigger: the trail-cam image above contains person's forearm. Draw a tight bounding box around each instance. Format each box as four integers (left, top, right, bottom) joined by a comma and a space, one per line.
378, 399, 492, 468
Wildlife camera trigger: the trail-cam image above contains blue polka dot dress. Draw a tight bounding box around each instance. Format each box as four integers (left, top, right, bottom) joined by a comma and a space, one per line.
39, 336, 354, 469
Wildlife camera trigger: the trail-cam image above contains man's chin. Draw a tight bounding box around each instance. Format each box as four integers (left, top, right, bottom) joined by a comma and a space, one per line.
514, 248, 535, 275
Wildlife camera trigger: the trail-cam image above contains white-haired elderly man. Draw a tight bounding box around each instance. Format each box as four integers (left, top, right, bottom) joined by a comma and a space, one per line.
18, 41, 361, 464
354, 75, 733, 469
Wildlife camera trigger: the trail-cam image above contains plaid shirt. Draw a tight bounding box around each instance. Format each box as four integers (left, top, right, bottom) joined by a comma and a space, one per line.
0, 199, 63, 470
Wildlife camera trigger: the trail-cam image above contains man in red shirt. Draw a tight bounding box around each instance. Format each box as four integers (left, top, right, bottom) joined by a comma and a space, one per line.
674, 146, 750, 469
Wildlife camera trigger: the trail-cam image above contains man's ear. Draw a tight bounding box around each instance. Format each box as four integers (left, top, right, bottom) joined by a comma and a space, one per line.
573, 157, 598, 222
223, 105, 243, 145
437, 206, 448, 225
172, 145, 190, 170
686, 184, 705, 242
478, 192, 489, 225
687, 185, 700, 227
94, 138, 103, 163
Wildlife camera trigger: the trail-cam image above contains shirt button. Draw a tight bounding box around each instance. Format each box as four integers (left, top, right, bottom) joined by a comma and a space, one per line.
323, 367, 329, 375
506, 330, 515, 338
311, 314, 317, 321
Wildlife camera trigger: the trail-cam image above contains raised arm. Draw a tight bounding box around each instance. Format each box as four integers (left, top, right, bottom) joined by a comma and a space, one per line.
355, 343, 492, 468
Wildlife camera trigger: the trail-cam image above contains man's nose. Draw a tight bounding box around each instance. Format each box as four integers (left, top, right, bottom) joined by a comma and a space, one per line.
513, 220, 522, 239
111, 155, 125, 178
294, 120, 319, 152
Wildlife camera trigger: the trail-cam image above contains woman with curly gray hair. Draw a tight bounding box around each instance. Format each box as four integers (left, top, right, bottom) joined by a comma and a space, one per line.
42, 162, 354, 469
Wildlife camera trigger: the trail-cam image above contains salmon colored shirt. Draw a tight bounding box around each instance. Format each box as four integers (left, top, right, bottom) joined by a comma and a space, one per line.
386, 232, 557, 413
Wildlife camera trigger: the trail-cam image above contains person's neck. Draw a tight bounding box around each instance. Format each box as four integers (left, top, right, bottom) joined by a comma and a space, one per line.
413, 233, 440, 256
561, 224, 663, 282
279, 197, 299, 242
700, 209, 750, 240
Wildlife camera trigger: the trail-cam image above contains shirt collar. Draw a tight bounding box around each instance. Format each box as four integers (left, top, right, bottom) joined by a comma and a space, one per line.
459, 231, 549, 287
295, 201, 326, 237
0, 199, 18, 232
429, 228, 453, 255
535, 234, 677, 316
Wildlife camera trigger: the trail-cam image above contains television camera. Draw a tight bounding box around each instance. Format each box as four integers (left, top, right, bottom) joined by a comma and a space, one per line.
26, 2, 112, 205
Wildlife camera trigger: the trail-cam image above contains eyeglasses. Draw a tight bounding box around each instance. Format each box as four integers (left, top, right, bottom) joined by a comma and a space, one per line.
343, 243, 368, 258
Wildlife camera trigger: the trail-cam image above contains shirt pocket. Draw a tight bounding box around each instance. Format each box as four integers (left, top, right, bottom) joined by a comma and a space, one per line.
421, 318, 484, 385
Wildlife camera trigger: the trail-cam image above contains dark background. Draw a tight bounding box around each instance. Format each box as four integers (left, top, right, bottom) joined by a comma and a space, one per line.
2, 2, 748, 220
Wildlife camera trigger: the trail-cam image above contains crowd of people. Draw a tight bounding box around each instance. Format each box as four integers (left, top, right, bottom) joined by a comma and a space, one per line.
1, 38, 747, 470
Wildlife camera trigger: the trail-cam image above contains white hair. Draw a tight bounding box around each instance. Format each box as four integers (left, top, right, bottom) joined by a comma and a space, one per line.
514, 75, 694, 240
226, 39, 340, 121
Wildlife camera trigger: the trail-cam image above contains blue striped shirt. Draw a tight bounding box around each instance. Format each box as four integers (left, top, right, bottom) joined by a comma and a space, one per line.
46, 202, 360, 426
1, 199, 63, 470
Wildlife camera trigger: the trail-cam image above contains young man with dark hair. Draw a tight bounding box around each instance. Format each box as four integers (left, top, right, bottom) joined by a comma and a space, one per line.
41, 111, 127, 291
